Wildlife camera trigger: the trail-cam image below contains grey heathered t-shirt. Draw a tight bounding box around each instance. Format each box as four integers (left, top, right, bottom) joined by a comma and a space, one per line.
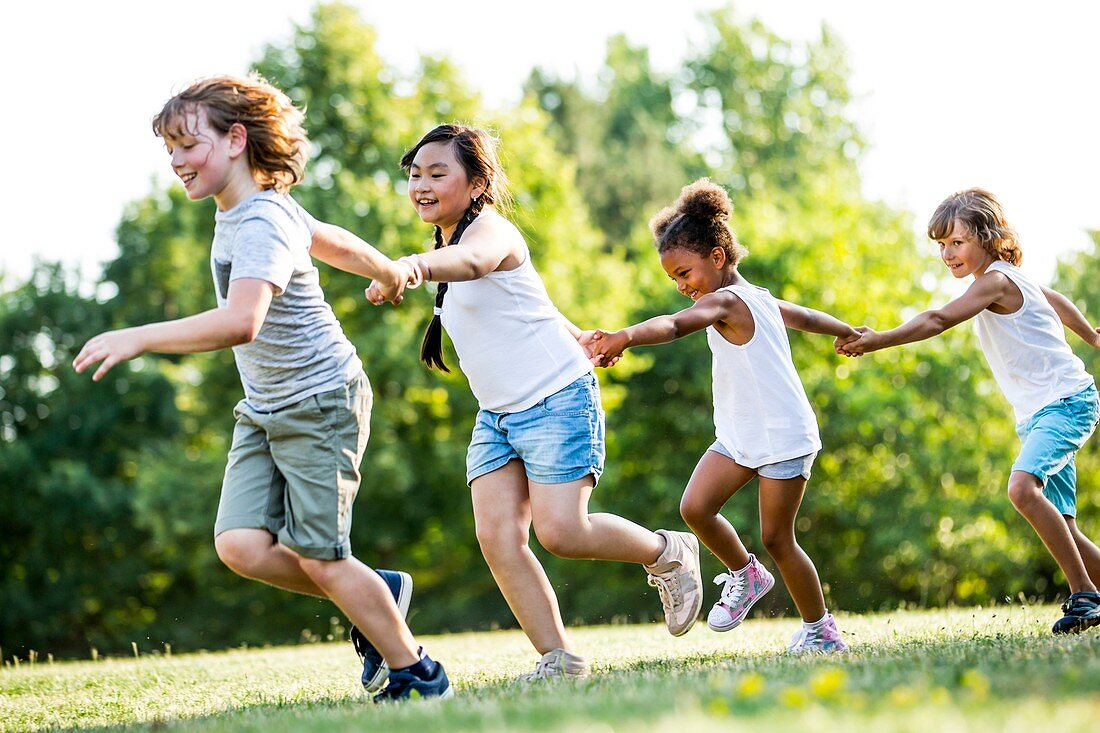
211, 190, 360, 412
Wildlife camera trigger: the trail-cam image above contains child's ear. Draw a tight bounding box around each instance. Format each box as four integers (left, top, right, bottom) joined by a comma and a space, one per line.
711, 246, 728, 268
471, 176, 488, 202
227, 123, 248, 158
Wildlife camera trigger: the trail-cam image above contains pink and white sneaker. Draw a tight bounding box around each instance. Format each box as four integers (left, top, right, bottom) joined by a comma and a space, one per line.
787, 612, 847, 654
707, 554, 775, 632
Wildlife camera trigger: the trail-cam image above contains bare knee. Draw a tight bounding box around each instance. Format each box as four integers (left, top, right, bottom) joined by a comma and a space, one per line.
680, 495, 716, 530
475, 520, 530, 564
534, 517, 585, 559
297, 556, 341, 586
1007, 473, 1044, 513
760, 525, 795, 559
214, 530, 267, 578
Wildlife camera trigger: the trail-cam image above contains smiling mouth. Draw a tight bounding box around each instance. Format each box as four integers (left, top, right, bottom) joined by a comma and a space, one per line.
180, 172, 197, 186
417, 198, 437, 206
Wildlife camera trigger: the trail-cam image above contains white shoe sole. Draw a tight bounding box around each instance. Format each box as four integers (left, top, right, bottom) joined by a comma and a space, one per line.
707, 573, 774, 632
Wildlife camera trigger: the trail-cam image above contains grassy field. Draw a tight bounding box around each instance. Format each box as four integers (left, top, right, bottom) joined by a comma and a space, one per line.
2, 604, 1099, 732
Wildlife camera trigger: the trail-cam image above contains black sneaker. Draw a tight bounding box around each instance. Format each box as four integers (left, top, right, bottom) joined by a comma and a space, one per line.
374, 659, 453, 702
1051, 591, 1100, 634
350, 570, 413, 691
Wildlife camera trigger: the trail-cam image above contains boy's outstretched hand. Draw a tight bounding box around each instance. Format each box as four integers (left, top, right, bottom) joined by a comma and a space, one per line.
73, 328, 145, 381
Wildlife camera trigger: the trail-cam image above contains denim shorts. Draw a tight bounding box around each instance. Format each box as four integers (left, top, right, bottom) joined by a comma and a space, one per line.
1013, 384, 1099, 517
466, 372, 605, 486
708, 440, 816, 480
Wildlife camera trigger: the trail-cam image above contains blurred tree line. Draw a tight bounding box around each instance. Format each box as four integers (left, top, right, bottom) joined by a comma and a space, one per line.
2, 2, 1098, 659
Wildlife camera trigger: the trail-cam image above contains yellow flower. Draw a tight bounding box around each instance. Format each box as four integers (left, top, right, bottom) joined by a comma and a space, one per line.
960, 669, 990, 701
888, 684, 918, 708
809, 667, 848, 700
779, 686, 810, 708
736, 672, 766, 699
706, 697, 731, 717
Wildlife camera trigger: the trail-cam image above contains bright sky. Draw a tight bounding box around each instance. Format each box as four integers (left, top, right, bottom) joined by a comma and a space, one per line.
2, 1, 1097, 289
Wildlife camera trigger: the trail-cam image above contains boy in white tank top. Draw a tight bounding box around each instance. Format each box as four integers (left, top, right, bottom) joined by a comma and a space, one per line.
841, 187, 1100, 634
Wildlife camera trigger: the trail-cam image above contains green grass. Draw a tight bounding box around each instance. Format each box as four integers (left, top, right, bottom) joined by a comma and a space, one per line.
3, 605, 1099, 732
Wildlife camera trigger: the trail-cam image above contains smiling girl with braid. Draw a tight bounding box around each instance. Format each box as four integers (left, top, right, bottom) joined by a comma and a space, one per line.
367, 124, 704, 680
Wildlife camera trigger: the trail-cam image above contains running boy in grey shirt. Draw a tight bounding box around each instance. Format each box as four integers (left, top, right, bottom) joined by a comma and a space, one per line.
73, 74, 451, 701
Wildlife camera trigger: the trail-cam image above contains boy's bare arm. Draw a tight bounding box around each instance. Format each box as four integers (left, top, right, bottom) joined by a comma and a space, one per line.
1041, 285, 1100, 347
74, 278, 273, 381
310, 222, 416, 299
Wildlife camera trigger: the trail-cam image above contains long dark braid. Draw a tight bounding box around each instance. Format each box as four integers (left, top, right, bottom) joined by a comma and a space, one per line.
420, 197, 486, 371
402, 124, 510, 371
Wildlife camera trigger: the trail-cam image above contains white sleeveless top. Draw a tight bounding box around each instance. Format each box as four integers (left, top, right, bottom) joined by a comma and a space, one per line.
707, 284, 821, 468
440, 236, 592, 414
975, 261, 1094, 423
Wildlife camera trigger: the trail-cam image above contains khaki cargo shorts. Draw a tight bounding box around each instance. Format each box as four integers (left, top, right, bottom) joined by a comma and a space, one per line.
214, 370, 371, 560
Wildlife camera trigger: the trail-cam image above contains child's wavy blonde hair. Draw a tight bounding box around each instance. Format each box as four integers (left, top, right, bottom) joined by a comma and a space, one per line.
927, 188, 1022, 266
153, 73, 308, 194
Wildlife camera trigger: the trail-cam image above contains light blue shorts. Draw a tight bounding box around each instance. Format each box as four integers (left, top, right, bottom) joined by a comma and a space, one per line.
467, 372, 605, 486
708, 441, 817, 480
1013, 384, 1099, 517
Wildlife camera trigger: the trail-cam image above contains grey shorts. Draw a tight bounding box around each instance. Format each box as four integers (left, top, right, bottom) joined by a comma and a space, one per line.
214, 370, 372, 560
708, 440, 816, 480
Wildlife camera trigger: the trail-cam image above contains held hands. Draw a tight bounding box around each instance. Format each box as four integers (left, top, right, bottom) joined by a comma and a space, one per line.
588, 329, 630, 368
834, 326, 878, 357
73, 328, 145, 381
576, 330, 617, 367
365, 257, 424, 306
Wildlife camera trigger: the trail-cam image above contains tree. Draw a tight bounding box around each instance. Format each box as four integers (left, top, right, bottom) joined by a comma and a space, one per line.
0, 265, 182, 657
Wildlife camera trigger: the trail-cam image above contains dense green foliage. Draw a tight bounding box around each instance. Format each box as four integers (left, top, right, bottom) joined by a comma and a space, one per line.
2, 3, 1097, 659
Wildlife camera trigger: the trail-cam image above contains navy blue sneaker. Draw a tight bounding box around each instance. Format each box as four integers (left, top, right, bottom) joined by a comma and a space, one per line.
373, 657, 453, 702
349, 569, 413, 691
1052, 591, 1100, 634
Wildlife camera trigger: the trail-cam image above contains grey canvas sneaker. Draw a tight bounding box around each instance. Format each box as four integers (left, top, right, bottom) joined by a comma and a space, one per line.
644, 529, 703, 636
518, 648, 589, 681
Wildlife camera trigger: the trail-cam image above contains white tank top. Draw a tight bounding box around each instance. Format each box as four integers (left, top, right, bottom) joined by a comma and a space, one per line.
707, 284, 821, 468
440, 234, 593, 414
975, 261, 1094, 423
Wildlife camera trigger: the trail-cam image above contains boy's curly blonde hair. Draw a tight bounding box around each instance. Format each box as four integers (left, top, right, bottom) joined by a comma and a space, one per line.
927, 188, 1022, 266
153, 73, 308, 194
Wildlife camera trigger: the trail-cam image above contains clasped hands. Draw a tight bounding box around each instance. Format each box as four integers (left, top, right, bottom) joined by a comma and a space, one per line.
364, 256, 428, 306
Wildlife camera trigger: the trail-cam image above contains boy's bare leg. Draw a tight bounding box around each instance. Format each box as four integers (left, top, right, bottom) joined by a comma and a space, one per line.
1008, 471, 1097, 592
1066, 516, 1100, 585
299, 556, 420, 669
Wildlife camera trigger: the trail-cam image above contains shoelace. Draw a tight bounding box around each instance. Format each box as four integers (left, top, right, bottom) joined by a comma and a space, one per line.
349, 626, 370, 661
714, 571, 747, 606
1064, 595, 1100, 615
523, 657, 560, 680
788, 624, 826, 652
375, 670, 416, 700
647, 572, 682, 610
